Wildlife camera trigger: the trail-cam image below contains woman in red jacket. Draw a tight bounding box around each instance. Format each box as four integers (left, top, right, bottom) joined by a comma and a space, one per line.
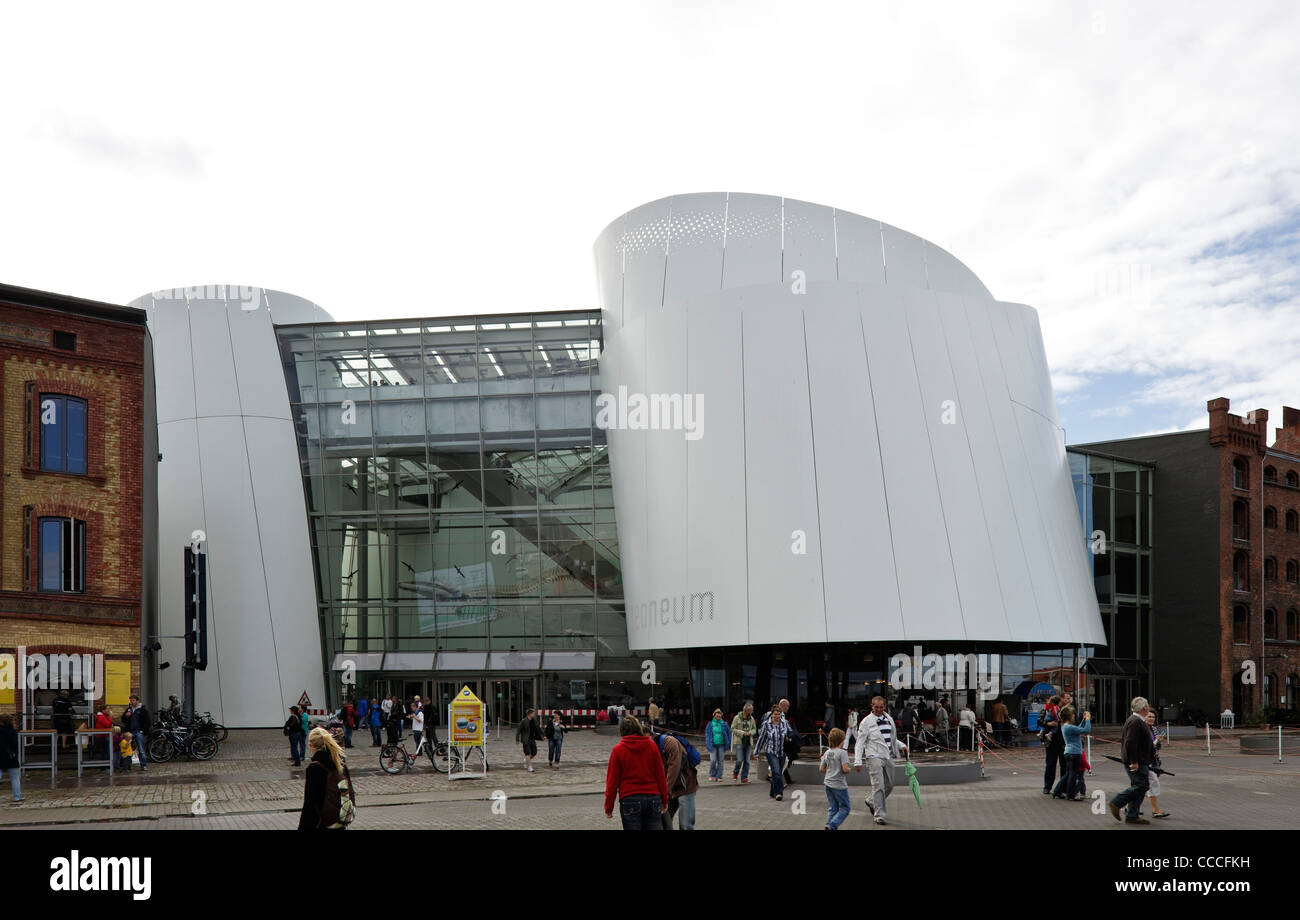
94, 706, 115, 762
604, 717, 669, 830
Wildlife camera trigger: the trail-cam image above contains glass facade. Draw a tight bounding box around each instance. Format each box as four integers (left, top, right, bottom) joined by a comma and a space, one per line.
276, 311, 686, 720
1069, 449, 1156, 724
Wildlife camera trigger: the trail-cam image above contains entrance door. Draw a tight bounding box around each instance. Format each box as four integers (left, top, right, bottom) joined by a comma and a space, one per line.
491, 678, 536, 725
435, 679, 483, 732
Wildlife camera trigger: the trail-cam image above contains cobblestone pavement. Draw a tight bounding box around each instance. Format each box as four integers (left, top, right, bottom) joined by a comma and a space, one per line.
4, 727, 1298, 829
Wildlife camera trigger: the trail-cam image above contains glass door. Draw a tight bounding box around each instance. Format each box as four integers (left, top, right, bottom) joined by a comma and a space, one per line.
492, 678, 536, 725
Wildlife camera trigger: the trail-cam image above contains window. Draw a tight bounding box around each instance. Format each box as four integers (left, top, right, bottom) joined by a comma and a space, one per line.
1233, 499, 1249, 540
1263, 674, 1274, 708
1265, 608, 1277, 640
39, 394, 88, 474
1233, 605, 1250, 643
1265, 466, 1278, 483
1266, 557, 1277, 581
1288, 510, 1299, 533
1288, 610, 1299, 642
1289, 471, 1300, 488
1289, 560, 1300, 583
1265, 506, 1278, 528
38, 517, 86, 593
52, 331, 76, 351
1233, 551, 1250, 590
1233, 457, 1248, 490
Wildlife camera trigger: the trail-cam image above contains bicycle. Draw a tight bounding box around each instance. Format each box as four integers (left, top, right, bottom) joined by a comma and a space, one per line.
380, 735, 442, 774
147, 725, 217, 762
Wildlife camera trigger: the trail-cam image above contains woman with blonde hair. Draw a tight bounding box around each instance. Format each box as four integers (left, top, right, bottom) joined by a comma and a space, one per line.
298, 727, 355, 830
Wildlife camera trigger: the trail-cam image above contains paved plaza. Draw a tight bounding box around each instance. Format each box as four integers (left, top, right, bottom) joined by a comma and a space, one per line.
3, 726, 1297, 830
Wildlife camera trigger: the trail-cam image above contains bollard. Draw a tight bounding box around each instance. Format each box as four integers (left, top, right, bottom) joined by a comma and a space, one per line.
1206, 721, 1212, 756
1279, 725, 1285, 764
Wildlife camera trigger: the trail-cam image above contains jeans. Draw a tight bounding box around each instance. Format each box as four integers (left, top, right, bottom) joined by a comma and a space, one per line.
1043, 741, 1063, 791
3, 767, 20, 802
548, 736, 563, 764
709, 747, 724, 780
343, 724, 353, 747
618, 793, 663, 830
370, 724, 382, 745
733, 739, 751, 780
766, 752, 784, 797
668, 791, 696, 829
412, 730, 422, 751
1112, 765, 1150, 818
1064, 753, 1083, 799
290, 733, 306, 763
865, 756, 895, 819
825, 786, 850, 829
131, 731, 148, 767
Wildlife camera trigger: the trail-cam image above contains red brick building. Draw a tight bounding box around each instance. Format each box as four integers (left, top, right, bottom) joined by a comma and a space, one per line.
0, 283, 158, 725
1081, 398, 1300, 722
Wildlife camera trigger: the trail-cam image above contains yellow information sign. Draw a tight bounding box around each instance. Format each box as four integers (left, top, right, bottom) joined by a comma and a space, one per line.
449, 685, 485, 747
105, 661, 132, 706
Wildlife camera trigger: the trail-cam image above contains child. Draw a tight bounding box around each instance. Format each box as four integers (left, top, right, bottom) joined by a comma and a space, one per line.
819, 727, 852, 829
116, 727, 133, 771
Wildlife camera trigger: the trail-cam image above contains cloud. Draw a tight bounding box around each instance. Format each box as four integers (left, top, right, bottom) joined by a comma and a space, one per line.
36, 114, 204, 180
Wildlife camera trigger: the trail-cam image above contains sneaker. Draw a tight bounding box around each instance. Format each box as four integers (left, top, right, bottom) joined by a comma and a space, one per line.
1042, 788, 1052, 795
732, 774, 739, 781
1153, 811, 1171, 818
866, 800, 875, 816
1125, 816, 1150, 825
775, 794, 783, 801
824, 825, 833, 830
1107, 802, 1122, 822
1052, 793, 1066, 799
874, 816, 886, 825
741, 778, 750, 784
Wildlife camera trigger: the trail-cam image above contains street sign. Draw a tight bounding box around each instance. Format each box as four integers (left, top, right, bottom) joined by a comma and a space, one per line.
450, 685, 484, 747
298, 691, 312, 710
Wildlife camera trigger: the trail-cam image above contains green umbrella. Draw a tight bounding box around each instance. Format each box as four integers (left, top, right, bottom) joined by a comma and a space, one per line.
906, 760, 922, 809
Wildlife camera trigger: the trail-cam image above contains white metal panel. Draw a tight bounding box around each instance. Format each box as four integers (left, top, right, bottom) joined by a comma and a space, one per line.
989, 301, 1046, 421
941, 294, 1041, 639
663, 192, 727, 305
721, 193, 782, 289
619, 198, 672, 327
880, 222, 928, 289
834, 211, 885, 285
150, 299, 196, 425
229, 300, 294, 420
741, 302, 825, 645
904, 288, 1004, 640
782, 197, 837, 285
860, 285, 961, 635
803, 288, 902, 641
594, 213, 625, 330
189, 299, 242, 418
683, 302, 748, 649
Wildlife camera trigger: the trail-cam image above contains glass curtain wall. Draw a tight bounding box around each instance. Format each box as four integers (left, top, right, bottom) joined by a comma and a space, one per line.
277, 311, 685, 711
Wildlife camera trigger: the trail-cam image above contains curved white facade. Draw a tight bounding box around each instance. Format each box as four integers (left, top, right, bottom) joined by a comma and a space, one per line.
594, 193, 1105, 651
131, 287, 330, 727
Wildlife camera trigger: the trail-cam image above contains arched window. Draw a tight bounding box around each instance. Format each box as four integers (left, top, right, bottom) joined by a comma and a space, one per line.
1288, 470, 1299, 488
1263, 674, 1275, 708
1233, 552, 1250, 590
1265, 506, 1278, 528
1233, 500, 1249, 540
1234, 605, 1250, 643
1265, 557, 1277, 581
1287, 674, 1299, 708
1287, 610, 1299, 642
1289, 560, 1300, 583
1265, 608, 1277, 640
1265, 465, 1278, 483
1233, 457, 1249, 490
1288, 510, 1299, 533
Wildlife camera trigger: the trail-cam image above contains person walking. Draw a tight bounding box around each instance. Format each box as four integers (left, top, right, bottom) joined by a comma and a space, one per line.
820, 727, 851, 829
384, 695, 401, 744
298, 727, 354, 830
515, 708, 543, 772
933, 698, 951, 751
1051, 706, 1090, 800
381, 694, 393, 734
367, 699, 383, 746
410, 700, 425, 753
755, 705, 791, 801
895, 702, 917, 753
115, 726, 133, 771
844, 706, 859, 752
340, 698, 357, 749
958, 701, 978, 752
603, 717, 669, 830
52, 689, 75, 752
655, 724, 700, 829
122, 694, 150, 771
704, 708, 731, 782
823, 700, 835, 736
990, 698, 1010, 747
0, 713, 22, 803
853, 695, 907, 825
93, 704, 114, 762
1143, 710, 1169, 818
285, 705, 307, 766
777, 698, 797, 785
647, 697, 661, 727
355, 696, 369, 735
730, 702, 757, 782
1107, 697, 1156, 825
545, 710, 568, 768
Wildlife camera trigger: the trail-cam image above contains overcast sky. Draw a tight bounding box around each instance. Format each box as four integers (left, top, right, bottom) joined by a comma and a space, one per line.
2, 2, 1297, 445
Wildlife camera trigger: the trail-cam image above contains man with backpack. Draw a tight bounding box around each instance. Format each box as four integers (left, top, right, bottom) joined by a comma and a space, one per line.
649, 723, 699, 829
341, 699, 357, 748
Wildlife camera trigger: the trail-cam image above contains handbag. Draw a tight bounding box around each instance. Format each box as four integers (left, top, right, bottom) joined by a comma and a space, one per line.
328, 762, 356, 828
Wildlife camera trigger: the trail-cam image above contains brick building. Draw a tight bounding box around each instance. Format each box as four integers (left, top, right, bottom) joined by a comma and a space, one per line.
0, 283, 158, 725
1077, 397, 1300, 722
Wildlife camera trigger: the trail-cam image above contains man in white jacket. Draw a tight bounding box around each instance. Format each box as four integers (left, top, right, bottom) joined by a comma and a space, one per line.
853, 695, 907, 825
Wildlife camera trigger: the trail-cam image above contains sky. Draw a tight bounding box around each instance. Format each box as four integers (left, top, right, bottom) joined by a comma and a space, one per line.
2, 1, 1298, 446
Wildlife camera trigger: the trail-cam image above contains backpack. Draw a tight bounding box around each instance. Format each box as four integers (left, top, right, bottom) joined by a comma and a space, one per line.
319, 760, 356, 829
784, 726, 803, 761
655, 731, 702, 768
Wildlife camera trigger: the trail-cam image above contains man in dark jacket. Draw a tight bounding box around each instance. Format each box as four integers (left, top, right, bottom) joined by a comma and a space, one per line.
122, 694, 150, 771
1108, 697, 1156, 825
